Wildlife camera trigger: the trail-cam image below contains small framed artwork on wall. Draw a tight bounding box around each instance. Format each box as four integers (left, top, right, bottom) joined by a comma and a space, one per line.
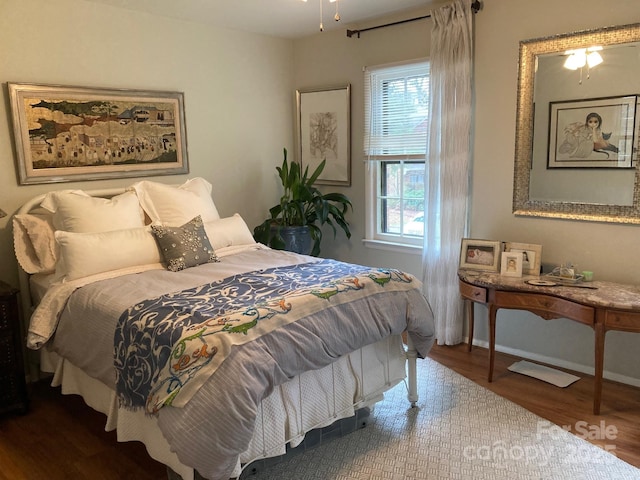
459, 238, 502, 272
501, 251, 523, 277
504, 242, 542, 275
296, 84, 351, 186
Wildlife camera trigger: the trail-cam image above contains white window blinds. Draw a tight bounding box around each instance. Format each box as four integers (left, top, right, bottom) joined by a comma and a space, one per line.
364, 60, 430, 161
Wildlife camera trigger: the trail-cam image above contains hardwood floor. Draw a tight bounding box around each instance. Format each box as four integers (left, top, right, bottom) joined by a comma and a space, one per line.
1, 345, 638, 479
0, 380, 167, 480
427, 342, 640, 470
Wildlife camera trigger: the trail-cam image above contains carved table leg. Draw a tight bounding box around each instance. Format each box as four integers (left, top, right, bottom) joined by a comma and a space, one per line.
593, 316, 606, 415
466, 299, 475, 352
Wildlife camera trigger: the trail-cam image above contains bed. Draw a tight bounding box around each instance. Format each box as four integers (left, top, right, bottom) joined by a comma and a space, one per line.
13, 177, 436, 480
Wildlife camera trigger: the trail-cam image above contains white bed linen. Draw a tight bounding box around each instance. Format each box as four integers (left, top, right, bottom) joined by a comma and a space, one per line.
27, 244, 267, 349
29, 272, 56, 304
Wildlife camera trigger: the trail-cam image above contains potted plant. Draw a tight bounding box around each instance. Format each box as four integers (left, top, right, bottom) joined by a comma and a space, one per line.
253, 148, 352, 256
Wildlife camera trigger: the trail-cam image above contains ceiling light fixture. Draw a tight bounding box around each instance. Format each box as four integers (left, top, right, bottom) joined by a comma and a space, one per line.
564, 46, 603, 84
302, 0, 341, 32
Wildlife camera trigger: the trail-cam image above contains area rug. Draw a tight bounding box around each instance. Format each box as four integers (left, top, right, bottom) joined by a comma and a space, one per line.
243, 357, 640, 480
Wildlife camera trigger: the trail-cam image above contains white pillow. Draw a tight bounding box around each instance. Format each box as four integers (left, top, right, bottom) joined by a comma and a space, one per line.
204, 214, 256, 250
12, 213, 58, 274
41, 190, 145, 233
130, 177, 220, 226
40, 189, 88, 212
55, 227, 161, 281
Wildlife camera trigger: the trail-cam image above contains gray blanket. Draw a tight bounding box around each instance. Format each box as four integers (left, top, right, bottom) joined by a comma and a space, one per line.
51, 248, 435, 480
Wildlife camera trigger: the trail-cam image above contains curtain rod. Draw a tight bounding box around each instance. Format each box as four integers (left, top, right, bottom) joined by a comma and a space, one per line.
346, 0, 482, 38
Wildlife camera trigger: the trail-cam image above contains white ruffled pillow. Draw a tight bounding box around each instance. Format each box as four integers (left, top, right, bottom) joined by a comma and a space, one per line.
55, 227, 162, 282
12, 213, 58, 274
204, 214, 256, 250
41, 190, 145, 232
130, 177, 220, 226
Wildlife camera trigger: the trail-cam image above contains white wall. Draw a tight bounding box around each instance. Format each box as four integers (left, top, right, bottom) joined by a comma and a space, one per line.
294, 0, 640, 384
472, 0, 640, 384
0, 0, 294, 287
292, 5, 438, 275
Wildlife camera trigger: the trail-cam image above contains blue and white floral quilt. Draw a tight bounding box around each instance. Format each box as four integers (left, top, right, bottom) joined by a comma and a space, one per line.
114, 259, 424, 414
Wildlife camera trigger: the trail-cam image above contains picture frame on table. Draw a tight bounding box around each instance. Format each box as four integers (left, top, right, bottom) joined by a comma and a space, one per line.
8, 82, 189, 185
504, 242, 542, 275
501, 251, 523, 277
459, 238, 502, 272
548, 95, 637, 169
296, 84, 351, 186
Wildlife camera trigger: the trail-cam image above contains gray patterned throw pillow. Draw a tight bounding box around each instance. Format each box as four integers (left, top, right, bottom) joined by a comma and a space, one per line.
151, 215, 218, 272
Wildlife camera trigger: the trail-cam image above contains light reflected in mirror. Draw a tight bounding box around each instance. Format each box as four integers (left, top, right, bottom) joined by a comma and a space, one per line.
513, 23, 640, 224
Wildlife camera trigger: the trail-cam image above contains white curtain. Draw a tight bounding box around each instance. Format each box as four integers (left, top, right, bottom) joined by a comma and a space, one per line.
422, 0, 474, 345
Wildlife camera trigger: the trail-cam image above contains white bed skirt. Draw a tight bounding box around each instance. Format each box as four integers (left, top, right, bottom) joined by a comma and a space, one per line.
44, 334, 408, 480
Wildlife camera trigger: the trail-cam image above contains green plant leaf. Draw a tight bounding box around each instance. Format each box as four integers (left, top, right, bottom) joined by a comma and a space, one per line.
254, 148, 352, 256
307, 159, 326, 185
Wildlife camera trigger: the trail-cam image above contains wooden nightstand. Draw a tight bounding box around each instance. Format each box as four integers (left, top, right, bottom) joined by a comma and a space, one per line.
0, 281, 28, 415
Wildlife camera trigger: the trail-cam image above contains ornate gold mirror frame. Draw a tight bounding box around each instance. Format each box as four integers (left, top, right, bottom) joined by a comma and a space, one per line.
513, 23, 640, 224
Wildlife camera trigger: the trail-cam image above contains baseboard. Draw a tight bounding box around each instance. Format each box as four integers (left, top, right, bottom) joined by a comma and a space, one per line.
469, 338, 640, 389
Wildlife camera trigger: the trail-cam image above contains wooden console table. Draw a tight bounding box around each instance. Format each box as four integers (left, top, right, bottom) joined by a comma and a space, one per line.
458, 270, 640, 414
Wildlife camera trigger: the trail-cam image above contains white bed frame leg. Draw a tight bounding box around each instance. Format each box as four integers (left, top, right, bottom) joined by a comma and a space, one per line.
406, 335, 418, 407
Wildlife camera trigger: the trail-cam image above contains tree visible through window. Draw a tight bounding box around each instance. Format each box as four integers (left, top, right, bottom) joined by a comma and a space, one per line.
364, 60, 429, 246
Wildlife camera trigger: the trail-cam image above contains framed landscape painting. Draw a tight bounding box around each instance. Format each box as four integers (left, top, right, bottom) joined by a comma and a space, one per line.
8, 83, 189, 184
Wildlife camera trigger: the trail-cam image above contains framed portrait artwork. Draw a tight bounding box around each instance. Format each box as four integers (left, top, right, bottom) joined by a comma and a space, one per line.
296, 84, 351, 186
8, 83, 189, 184
548, 95, 637, 168
504, 242, 542, 275
501, 251, 523, 277
459, 238, 502, 272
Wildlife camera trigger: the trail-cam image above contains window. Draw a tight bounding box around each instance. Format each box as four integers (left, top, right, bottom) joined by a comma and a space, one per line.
364, 59, 429, 248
